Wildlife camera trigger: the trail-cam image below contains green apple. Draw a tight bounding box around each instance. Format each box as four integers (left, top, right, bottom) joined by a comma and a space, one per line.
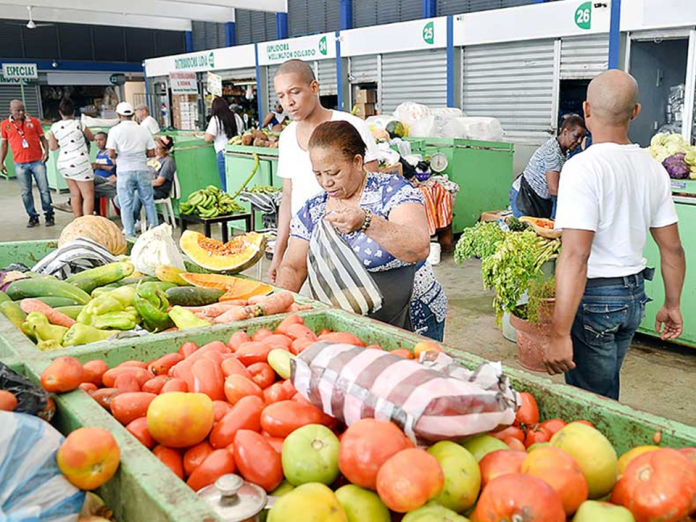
460, 435, 508, 462
573, 501, 635, 522
335, 484, 390, 522
281, 424, 340, 485
427, 441, 480, 512
403, 501, 470, 522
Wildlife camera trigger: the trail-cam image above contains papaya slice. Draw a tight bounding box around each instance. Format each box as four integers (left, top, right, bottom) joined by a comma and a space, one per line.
180, 231, 266, 273
180, 273, 272, 301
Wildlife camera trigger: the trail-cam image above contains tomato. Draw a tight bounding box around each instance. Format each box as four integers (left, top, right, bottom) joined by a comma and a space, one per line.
338, 419, 412, 490
284, 323, 317, 342
572, 420, 594, 428
261, 334, 293, 350
471, 473, 566, 522
265, 436, 284, 455
148, 353, 184, 376
505, 437, 527, 452
522, 446, 588, 516
118, 360, 149, 369
147, 392, 214, 448
221, 357, 252, 379
41, 356, 84, 393
141, 375, 170, 394
0, 390, 17, 411
479, 450, 527, 488
82, 359, 109, 386
91, 387, 122, 411
113, 372, 141, 393
515, 392, 540, 427
178, 341, 198, 358
252, 328, 273, 342
187, 449, 236, 491
191, 359, 225, 401
263, 382, 295, 404
78, 382, 98, 393
236, 342, 274, 366
290, 338, 314, 355
224, 374, 264, 405
365, 344, 383, 350
317, 332, 366, 347
413, 342, 444, 359
318, 329, 332, 337
209, 395, 265, 449
260, 400, 326, 438
102, 367, 153, 388
185, 341, 229, 364
290, 394, 336, 429
228, 331, 251, 351
126, 417, 156, 449
56, 427, 120, 490
212, 400, 233, 422
161, 378, 188, 393
110, 392, 157, 425
525, 425, 552, 449
153, 445, 184, 480
540, 419, 567, 437
376, 449, 444, 513
390, 349, 414, 359
275, 314, 304, 335
611, 448, 696, 522
169, 359, 194, 389
248, 362, 276, 389
183, 441, 213, 478
679, 447, 696, 467
491, 426, 525, 443
233, 430, 283, 491
202, 351, 224, 368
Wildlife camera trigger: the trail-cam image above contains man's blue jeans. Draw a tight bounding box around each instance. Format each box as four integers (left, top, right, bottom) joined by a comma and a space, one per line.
566, 273, 649, 400
15, 160, 53, 219
117, 170, 157, 237
217, 151, 227, 192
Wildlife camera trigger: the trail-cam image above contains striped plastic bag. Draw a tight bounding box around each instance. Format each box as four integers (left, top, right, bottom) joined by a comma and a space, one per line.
292, 342, 519, 444
306, 219, 383, 316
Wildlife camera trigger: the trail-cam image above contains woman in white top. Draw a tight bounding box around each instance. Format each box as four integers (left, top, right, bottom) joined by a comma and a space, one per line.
204, 97, 244, 192
48, 98, 96, 217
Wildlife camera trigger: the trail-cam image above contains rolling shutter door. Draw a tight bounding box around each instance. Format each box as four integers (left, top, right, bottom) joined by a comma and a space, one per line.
349, 55, 379, 83
381, 49, 447, 114
462, 39, 555, 144
266, 64, 281, 111
0, 83, 41, 119
220, 68, 256, 81
317, 60, 337, 96
560, 35, 609, 80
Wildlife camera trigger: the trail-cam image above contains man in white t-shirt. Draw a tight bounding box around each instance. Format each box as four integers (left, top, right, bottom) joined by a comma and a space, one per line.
267, 59, 380, 282
546, 70, 685, 400
107, 102, 157, 237
135, 104, 161, 135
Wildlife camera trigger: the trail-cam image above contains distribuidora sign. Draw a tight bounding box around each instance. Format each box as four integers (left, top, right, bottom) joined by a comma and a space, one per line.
175, 51, 215, 71
2, 63, 38, 80
258, 33, 336, 66
144, 45, 256, 78
169, 72, 198, 95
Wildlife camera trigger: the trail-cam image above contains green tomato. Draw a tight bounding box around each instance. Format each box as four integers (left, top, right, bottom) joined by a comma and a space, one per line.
459, 435, 508, 462
335, 485, 390, 522
402, 501, 470, 522
427, 441, 480, 513
573, 501, 635, 522
281, 424, 340, 486
270, 480, 295, 497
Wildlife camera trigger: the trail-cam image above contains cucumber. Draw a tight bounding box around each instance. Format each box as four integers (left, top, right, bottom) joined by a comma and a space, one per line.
55, 305, 84, 320
6, 279, 92, 305
66, 262, 135, 293
165, 287, 225, 306
29, 296, 82, 307
117, 276, 159, 286
138, 281, 178, 293
0, 300, 27, 329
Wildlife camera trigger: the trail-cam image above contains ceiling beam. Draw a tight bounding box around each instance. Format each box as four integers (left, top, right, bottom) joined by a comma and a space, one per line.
0, 5, 191, 31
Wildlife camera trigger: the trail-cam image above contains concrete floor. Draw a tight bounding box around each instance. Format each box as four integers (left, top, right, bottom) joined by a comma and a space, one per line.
1, 178, 695, 426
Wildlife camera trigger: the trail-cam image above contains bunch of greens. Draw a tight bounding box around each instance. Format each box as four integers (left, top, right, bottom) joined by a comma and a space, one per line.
526, 275, 556, 324
455, 222, 507, 263
481, 231, 560, 319
505, 216, 529, 232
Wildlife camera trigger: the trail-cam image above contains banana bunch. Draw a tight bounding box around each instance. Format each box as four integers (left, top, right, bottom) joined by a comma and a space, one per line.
179, 185, 244, 218
228, 135, 243, 146
247, 184, 281, 194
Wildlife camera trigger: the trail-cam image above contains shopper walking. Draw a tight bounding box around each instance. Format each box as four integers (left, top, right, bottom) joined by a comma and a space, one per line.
106, 102, 157, 237
0, 100, 54, 227
545, 70, 686, 400
203, 97, 243, 192
48, 98, 96, 218
135, 104, 161, 135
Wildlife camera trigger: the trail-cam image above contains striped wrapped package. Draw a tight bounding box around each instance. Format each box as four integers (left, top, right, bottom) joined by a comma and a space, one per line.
292, 342, 519, 444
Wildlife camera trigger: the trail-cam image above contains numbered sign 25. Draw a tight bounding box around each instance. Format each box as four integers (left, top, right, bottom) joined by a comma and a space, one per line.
575, 2, 592, 30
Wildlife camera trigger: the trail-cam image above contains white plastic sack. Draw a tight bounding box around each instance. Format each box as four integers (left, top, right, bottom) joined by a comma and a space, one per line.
130, 223, 185, 276
409, 115, 442, 138
80, 114, 120, 129
457, 117, 504, 142
431, 107, 464, 118
441, 117, 468, 139
0, 411, 85, 522
393, 102, 431, 128
365, 115, 397, 132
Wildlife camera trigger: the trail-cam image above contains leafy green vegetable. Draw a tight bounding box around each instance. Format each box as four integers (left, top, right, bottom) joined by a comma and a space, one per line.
526, 275, 556, 324
506, 216, 529, 232
454, 222, 507, 263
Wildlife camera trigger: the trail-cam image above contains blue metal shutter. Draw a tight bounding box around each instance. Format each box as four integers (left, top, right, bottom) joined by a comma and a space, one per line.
353, 0, 378, 29
192, 21, 207, 52
560, 35, 609, 80
237, 10, 253, 45
462, 39, 555, 144
381, 49, 447, 114
289, 0, 309, 37
437, 0, 539, 15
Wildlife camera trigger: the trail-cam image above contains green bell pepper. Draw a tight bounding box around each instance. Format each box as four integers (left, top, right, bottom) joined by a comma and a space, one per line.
169, 306, 211, 330
78, 286, 138, 327
63, 323, 116, 347
134, 285, 173, 332
37, 339, 63, 351
91, 308, 139, 330
22, 312, 68, 345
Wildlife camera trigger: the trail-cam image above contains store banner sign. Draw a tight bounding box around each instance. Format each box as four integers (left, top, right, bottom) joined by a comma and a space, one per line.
175, 51, 215, 71
258, 33, 336, 66
169, 72, 198, 95
341, 18, 446, 57
2, 63, 38, 80
206, 72, 223, 97
0, 73, 23, 84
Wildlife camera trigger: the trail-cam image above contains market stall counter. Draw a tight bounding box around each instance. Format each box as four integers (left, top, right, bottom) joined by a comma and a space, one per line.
167, 131, 220, 215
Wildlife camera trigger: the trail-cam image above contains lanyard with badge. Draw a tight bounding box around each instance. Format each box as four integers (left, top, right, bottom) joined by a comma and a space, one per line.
10, 117, 30, 149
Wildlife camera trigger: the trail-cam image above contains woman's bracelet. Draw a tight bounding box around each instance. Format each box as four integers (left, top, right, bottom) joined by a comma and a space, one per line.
359, 208, 372, 233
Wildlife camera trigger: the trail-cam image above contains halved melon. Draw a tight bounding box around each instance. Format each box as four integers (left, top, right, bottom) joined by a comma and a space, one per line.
180, 272, 272, 300
179, 231, 266, 273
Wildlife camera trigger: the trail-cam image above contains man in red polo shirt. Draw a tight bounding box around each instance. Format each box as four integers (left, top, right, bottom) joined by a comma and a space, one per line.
0, 99, 54, 227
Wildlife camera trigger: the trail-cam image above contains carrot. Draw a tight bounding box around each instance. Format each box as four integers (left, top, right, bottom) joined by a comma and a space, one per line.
20, 299, 75, 328
216, 296, 249, 305
288, 303, 313, 312
254, 292, 295, 317
213, 306, 255, 324
183, 302, 246, 319
247, 295, 267, 305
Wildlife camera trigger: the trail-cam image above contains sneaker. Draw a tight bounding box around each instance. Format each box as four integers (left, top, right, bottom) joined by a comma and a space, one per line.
52, 202, 72, 213
27, 216, 39, 228
45, 215, 56, 227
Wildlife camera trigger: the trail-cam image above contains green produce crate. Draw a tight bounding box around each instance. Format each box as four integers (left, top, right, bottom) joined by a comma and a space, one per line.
0, 239, 60, 269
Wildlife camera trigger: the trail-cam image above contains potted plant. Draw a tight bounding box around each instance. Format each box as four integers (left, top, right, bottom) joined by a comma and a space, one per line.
510, 276, 556, 372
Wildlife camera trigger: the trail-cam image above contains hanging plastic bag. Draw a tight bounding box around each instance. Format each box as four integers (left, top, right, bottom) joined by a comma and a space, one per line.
0, 411, 85, 521
130, 223, 185, 276
306, 220, 383, 316
0, 362, 54, 420
292, 343, 519, 444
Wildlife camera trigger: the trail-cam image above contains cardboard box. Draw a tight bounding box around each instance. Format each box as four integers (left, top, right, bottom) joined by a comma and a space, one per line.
354, 102, 376, 119
354, 89, 376, 104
